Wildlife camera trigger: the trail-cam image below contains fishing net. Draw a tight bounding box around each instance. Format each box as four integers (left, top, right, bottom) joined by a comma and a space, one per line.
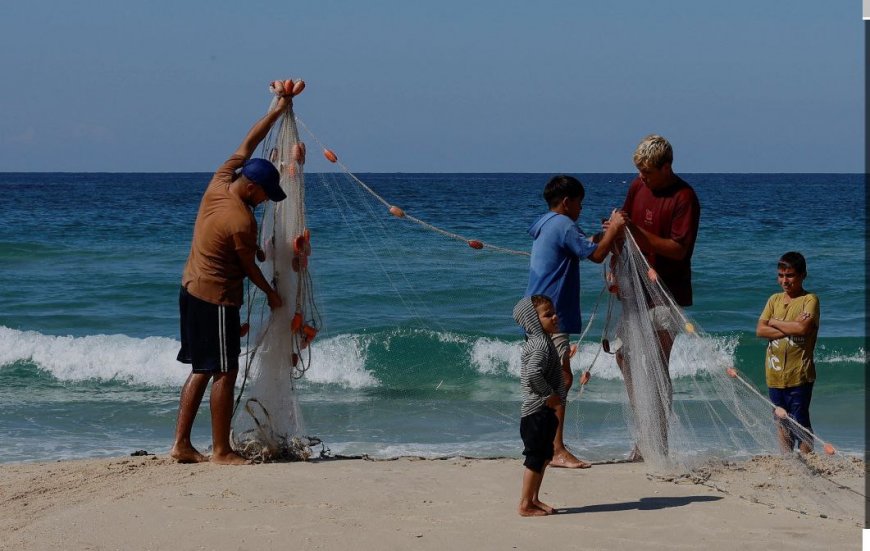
230, 88, 322, 462
225, 84, 861, 521
594, 229, 864, 522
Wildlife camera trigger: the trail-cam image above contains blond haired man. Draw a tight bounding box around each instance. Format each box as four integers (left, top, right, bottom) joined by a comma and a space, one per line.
617, 135, 700, 461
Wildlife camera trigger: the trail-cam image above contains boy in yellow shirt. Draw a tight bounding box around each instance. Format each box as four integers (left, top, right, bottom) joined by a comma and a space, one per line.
755, 252, 819, 454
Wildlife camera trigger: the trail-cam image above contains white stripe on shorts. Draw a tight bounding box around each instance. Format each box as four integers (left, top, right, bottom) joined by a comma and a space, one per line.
218, 305, 227, 372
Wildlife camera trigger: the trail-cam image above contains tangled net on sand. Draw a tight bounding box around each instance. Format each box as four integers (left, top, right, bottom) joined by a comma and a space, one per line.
606, 230, 864, 522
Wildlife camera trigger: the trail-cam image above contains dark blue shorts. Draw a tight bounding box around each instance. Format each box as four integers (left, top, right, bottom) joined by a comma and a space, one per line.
176, 287, 241, 373
520, 407, 558, 473
768, 383, 813, 446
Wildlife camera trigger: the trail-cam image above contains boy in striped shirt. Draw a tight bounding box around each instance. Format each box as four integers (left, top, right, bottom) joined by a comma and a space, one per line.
513, 295, 565, 516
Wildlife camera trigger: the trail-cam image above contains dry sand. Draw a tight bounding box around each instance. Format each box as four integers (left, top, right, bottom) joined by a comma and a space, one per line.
0, 455, 863, 550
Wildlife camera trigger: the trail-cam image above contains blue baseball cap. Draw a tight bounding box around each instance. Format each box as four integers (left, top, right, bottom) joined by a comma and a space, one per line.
241, 158, 286, 202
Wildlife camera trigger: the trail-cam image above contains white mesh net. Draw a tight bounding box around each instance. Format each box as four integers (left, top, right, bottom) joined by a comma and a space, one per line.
228, 90, 862, 521
230, 94, 321, 462
600, 229, 863, 521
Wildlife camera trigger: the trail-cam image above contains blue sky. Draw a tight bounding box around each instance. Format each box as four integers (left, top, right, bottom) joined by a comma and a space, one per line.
0, 1, 863, 172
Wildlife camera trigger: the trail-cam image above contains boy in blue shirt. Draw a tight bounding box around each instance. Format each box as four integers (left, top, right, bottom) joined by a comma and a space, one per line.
525, 175, 625, 468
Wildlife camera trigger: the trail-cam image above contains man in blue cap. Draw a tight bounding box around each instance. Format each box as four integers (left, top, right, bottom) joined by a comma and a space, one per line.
171, 90, 291, 465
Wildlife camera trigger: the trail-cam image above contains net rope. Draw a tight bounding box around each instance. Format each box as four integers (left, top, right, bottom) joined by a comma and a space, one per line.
296, 117, 530, 257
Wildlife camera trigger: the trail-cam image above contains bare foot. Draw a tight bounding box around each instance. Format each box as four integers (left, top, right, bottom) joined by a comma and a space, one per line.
533, 500, 555, 514
210, 451, 252, 465
550, 450, 592, 469
518, 504, 549, 517
170, 445, 208, 464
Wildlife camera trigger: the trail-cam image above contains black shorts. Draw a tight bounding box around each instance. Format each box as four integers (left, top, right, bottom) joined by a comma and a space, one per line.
520, 407, 559, 473
177, 287, 241, 373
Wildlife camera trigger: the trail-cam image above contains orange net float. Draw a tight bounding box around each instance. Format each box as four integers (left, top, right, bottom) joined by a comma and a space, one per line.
291, 255, 308, 272
270, 80, 285, 95
647, 268, 658, 283
606, 273, 618, 294
293, 235, 307, 256
579, 371, 591, 385
324, 149, 338, 163
823, 443, 836, 455
283, 79, 293, 94
569, 344, 578, 359
725, 367, 738, 378
302, 325, 318, 341
468, 240, 484, 250
291, 79, 305, 96
292, 143, 305, 165
389, 206, 405, 218
291, 312, 303, 333
774, 406, 788, 419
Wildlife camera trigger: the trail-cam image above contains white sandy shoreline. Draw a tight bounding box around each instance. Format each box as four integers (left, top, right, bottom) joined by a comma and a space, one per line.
0, 455, 863, 551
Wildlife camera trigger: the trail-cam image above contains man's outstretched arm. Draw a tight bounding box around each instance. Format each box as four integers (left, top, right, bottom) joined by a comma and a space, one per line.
233, 94, 292, 160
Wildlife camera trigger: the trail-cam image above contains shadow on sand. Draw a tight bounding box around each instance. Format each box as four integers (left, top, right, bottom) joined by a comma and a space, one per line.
556, 495, 722, 515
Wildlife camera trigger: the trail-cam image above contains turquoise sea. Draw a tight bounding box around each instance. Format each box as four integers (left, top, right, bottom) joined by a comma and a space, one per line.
0, 173, 864, 463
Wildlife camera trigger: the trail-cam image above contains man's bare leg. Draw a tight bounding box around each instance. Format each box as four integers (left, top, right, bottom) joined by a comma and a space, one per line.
171, 372, 210, 463
616, 351, 643, 461
616, 329, 674, 461
654, 329, 674, 457
209, 370, 250, 465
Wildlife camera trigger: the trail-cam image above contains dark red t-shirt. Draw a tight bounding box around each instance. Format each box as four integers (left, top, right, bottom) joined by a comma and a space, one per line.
622, 176, 700, 306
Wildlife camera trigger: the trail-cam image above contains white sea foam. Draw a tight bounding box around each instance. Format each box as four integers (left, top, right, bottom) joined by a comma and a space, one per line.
305, 335, 379, 388
0, 325, 748, 388
0, 326, 185, 386
0, 326, 381, 389
325, 441, 518, 459
815, 346, 865, 364
469, 337, 519, 376
433, 330, 471, 345
467, 334, 740, 381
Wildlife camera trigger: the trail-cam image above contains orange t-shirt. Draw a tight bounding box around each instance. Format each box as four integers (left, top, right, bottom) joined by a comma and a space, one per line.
181, 155, 258, 306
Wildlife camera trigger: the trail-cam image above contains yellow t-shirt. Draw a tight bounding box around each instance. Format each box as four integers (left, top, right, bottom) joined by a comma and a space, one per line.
759, 292, 819, 388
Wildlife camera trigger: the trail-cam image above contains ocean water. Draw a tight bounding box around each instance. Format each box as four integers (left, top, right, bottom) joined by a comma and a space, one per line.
0, 172, 865, 463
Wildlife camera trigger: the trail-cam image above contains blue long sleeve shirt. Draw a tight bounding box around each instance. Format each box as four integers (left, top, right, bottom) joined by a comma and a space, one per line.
524, 212, 597, 334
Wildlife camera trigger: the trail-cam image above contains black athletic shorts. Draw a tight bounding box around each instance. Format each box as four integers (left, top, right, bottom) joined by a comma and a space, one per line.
520, 407, 558, 473
177, 287, 241, 373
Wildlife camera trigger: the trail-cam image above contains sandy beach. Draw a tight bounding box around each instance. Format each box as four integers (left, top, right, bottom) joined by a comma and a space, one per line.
0, 454, 862, 551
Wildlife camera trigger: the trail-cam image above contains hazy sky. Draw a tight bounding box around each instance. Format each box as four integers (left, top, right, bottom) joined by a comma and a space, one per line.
0, 1, 863, 172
